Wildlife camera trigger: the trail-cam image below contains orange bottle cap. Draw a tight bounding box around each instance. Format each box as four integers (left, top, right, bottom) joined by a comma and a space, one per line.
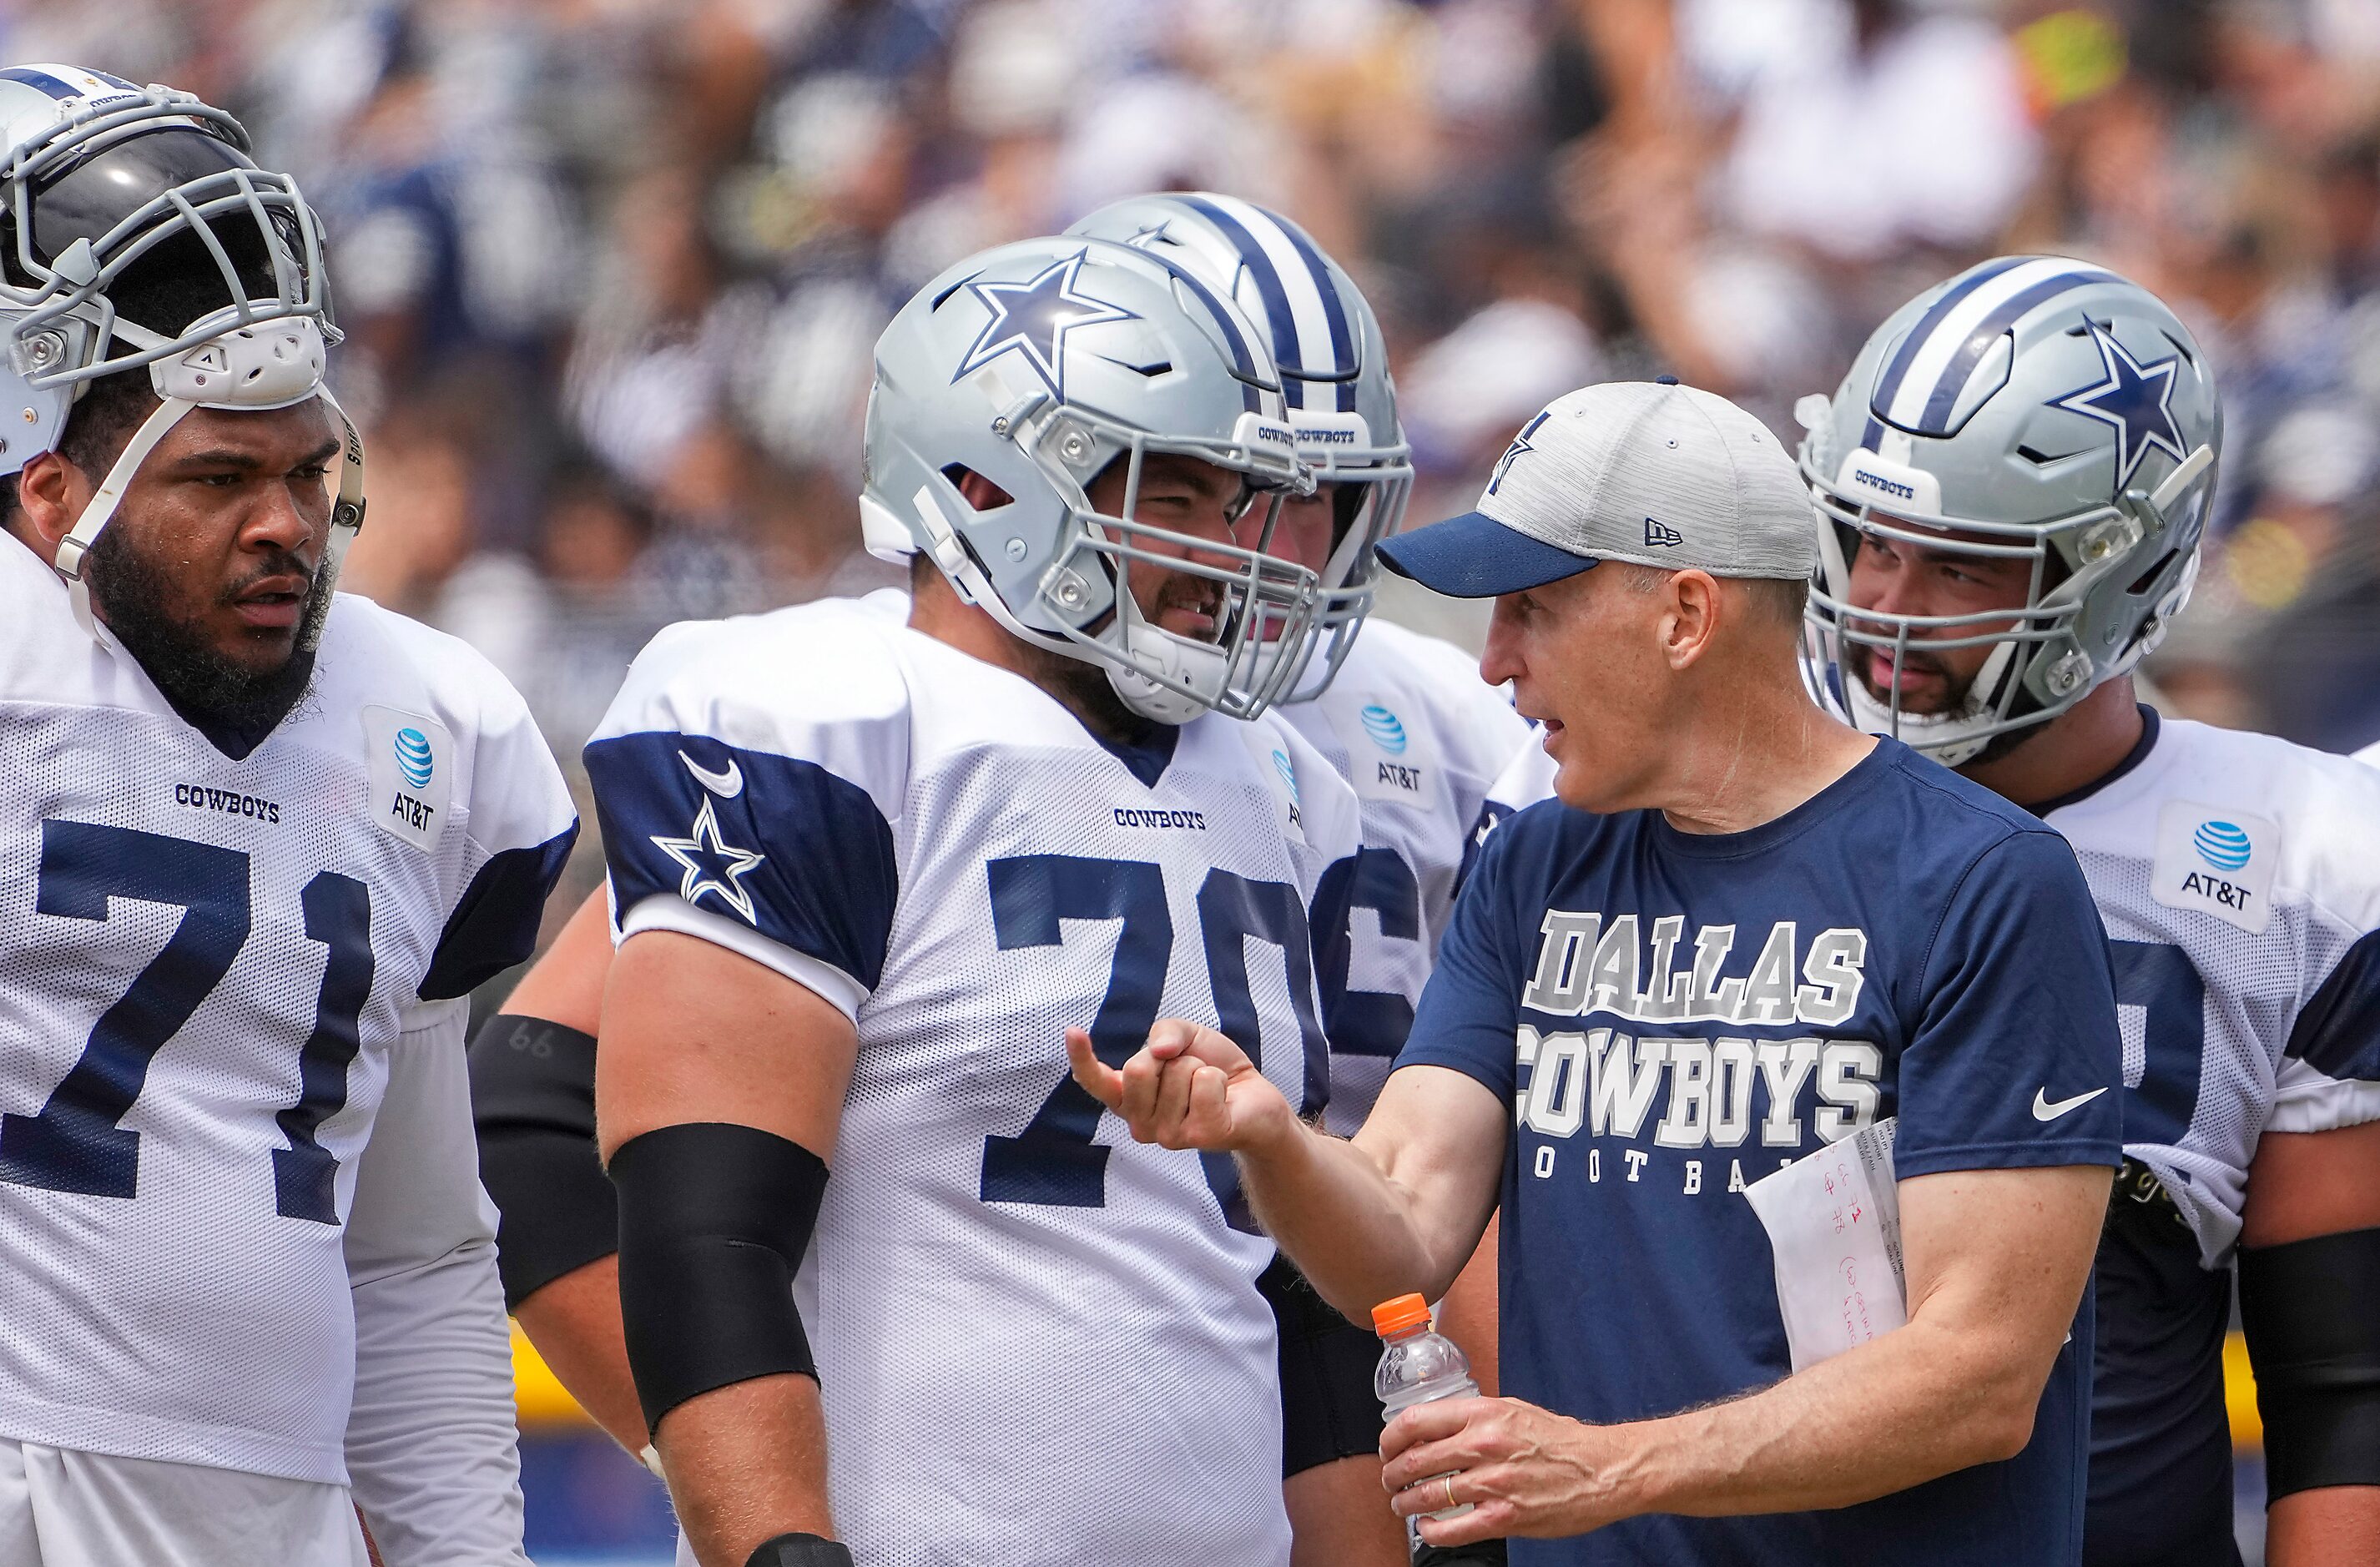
1372, 1292, 1431, 1336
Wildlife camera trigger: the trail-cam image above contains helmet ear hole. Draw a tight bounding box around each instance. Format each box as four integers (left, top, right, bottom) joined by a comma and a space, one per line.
2125, 550, 2179, 597
941, 465, 1014, 511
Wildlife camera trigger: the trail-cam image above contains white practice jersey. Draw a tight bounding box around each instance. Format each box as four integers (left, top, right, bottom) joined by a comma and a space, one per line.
584, 594, 1360, 1567
0, 542, 577, 1483
2041, 712, 2380, 1264
1472, 722, 1556, 874
1477, 711, 2380, 1266
1276, 620, 1530, 1132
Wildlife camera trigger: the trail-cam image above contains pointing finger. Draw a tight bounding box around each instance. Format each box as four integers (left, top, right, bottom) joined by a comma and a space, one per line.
1066, 1027, 1122, 1111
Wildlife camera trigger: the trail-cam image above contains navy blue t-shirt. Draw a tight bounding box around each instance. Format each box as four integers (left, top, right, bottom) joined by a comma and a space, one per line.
1399, 738, 2123, 1567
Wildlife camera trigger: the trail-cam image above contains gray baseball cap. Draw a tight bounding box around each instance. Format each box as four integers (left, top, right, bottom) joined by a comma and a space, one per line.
1377, 378, 1818, 597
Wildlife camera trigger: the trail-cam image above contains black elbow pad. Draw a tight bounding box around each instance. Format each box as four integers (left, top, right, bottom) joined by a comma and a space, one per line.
611, 1121, 829, 1433
2237, 1224, 2380, 1498
468, 1014, 618, 1308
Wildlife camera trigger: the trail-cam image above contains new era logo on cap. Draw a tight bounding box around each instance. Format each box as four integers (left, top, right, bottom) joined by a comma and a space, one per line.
1374, 379, 1821, 598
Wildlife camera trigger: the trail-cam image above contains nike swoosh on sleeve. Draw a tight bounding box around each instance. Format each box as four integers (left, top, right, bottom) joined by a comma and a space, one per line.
2031, 1086, 2110, 1122
678, 750, 744, 799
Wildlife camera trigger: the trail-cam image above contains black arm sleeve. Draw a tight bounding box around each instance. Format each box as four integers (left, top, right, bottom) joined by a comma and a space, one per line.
468, 1014, 618, 1308
2237, 1224, 2380, 1498
611, 1121, 829, 1432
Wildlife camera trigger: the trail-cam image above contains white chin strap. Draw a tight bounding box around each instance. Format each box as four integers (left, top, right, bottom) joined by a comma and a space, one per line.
51, 316, 365, 649
1842, 638, 2017, 768
1106, 609, 1229, 724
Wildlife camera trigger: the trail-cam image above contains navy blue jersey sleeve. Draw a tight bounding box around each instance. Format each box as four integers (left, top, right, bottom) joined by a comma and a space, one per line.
584, 730, 899, 995
1893, 827, 2124, 1178
579, 608, 909, 1014
2287, 926, 2380, 1083
1393, 807, 1530, 1104
420, 826, 578, 1000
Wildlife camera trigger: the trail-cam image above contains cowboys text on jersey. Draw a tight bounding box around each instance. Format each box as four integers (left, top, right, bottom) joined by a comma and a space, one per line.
0, 538, 577, 1483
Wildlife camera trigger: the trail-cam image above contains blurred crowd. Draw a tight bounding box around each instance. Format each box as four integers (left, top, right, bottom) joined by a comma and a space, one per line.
18, 0, 2380, 840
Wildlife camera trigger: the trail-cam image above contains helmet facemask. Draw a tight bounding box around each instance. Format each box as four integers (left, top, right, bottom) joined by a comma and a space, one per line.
1061, 193, 1412, 708
945, 398, 1326, 725
0, 78, 361, 651
1264, 413, 1413, 706
1801, 439, 2216, 767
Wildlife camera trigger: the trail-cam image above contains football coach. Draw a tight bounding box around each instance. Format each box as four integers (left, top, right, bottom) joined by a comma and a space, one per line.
1072, 380, 2126, 1564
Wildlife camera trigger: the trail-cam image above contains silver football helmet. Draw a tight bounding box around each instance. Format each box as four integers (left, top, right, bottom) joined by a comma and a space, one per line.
1799, 256, 2221, 765
862, 234, 1321, 723
0, 64, 362, 643
1065, 193, 1411, 702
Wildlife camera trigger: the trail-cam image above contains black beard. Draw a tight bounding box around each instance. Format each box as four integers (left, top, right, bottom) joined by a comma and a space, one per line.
1850, 645, 2045, 769
87, 526, 330, 755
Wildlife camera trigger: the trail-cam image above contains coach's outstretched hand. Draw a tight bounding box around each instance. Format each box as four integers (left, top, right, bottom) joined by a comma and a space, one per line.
1067, 1020, 1297, 1155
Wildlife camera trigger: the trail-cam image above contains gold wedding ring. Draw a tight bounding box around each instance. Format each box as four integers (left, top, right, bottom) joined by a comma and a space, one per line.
1443, 1474, 1459, 1512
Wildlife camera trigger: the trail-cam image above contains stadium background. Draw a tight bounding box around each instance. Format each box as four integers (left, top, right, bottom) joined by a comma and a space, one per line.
23, 0, 2380, 1559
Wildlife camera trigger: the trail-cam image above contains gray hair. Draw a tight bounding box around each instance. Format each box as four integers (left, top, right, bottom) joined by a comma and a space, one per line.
1613, 561, 1808, 627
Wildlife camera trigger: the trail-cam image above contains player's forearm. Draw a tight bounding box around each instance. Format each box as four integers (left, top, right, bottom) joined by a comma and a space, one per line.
512, 1257, 649, 1455
658, 1374, 836, 1566
1241, 1121, 1458, 1319
2267, 1486, 2380, 1567
1602, 1311, 2050, 1521
1436, 1209, 1501, 1397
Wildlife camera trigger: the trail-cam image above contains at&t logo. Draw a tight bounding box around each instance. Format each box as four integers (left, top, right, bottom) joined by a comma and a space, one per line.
2193, 820, 2251, 872
394, 727, 435, 789
1271, 748, 1300, 806
1359, 704, 1408, 754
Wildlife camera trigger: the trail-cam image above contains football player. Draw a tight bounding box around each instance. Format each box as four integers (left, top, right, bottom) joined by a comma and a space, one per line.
581, 235, 1364, 1567
0, 66, 575, 1564
1791, 260, 2380, 1566
1069, 194, 1530, 1564
471, 198, 1530, 1566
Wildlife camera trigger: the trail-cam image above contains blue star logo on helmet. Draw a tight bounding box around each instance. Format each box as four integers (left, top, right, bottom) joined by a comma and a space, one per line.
952, 249, 1139, 401
1359, 704, 1408, 754
2193, 819, 2252, 873
2049, 321, 2186, 489
393, 727, 434, 790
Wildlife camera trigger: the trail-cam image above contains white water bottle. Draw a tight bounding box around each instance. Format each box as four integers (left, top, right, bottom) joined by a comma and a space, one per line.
1374, 1292, 1476, 1539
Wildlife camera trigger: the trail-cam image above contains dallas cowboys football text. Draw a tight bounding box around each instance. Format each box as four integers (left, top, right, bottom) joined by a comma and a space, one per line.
1515, 914, 1880, 1193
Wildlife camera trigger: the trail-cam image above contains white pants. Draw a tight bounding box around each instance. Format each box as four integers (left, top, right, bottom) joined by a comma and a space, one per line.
0, 1439, 370, 1566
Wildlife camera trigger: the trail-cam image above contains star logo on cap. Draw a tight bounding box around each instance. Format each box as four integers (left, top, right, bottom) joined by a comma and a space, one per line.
952, 250, 1139, 401
649, 797, 767, 925
1488, 410, 1551, 496
2049, 321, 2186, 489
